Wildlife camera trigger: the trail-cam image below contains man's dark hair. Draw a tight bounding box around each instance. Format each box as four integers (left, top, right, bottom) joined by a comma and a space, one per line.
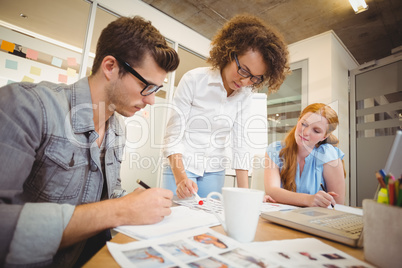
92, 16, 179, 75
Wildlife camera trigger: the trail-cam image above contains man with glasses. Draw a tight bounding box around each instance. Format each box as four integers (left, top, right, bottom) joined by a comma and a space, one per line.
162, 14, 290, 200
0, 16, 179, 267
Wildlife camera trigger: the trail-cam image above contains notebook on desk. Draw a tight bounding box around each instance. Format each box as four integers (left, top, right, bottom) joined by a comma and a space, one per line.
261, 207, 364, 247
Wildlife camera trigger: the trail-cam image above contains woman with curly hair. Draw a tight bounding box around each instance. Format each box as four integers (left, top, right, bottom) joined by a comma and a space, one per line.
162, 14, 290, 199
264, 103, 346, 207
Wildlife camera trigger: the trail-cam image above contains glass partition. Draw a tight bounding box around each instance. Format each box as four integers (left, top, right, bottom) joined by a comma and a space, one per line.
264, 59, 308, 145
174, 45, 210, 88
82, 4, 120, 76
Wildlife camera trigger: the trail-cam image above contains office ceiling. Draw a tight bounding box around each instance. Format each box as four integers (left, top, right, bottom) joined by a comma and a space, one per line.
0, 0, 401, 66
142, 0, 402, 65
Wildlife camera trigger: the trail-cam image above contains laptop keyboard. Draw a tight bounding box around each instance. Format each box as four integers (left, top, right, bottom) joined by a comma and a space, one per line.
309, 214, 363, 235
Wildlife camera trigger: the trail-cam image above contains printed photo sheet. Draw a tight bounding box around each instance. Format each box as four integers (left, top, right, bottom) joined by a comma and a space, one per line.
107, 227, 374, 268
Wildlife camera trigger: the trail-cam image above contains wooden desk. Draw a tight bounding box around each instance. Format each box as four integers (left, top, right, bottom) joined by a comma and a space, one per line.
83, 217, 368, 267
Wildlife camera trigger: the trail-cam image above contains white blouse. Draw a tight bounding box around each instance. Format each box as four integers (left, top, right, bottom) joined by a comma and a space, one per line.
163, 67, 253, 176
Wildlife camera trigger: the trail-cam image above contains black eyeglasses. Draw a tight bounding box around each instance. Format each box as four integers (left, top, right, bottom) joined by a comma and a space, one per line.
233, 53, 263, 85
115, 57, 163, 96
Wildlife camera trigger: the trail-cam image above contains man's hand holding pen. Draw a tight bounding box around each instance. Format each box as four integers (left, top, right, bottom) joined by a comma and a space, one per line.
112, 182, 173, 226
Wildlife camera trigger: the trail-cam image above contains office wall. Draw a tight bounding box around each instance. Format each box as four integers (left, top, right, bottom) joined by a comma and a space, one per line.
288, 31, 358, 204
0, 28, 81, 86
97, 0, 210, 58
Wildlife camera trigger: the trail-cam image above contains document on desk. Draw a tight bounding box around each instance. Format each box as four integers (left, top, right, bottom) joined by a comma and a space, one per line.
244, 237, 375, 268
260, 202, 299, 212
333, 204, 363, 215
114, 206, 220, 240
108, 227, 280, 268
175, 197, 299, 215
107, 227, 374, 268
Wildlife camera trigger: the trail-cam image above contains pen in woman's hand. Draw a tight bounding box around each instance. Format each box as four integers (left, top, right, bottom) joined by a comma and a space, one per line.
137, 179, 151, 189
320, 183, 335, 209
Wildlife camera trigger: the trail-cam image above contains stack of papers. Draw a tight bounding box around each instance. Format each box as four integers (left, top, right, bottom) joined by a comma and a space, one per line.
114, 198, 361, 242
260, 202, 298, 213
108, 227, 374, 268
173, 197, 224, 217
333, 204, 363, 215
114, 206, 220, 240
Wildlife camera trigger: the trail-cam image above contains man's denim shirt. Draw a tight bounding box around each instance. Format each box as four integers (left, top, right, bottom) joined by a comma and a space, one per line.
0, 78, 125, 267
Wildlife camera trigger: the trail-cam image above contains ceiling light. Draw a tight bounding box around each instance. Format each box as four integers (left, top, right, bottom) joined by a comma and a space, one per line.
349, 0, 369, 14
19, 13, 28, 19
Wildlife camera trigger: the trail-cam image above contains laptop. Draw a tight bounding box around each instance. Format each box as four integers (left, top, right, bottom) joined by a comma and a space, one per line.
261, 130, 402, 248
261, 207, 364, 247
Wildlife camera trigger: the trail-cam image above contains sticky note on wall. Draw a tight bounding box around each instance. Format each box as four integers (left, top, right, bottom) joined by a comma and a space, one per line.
67, 67, 76, 77
22, 76, 34, 83
30, 66, 42, 76
67, 57, 77, 66
58, 74, 67, 83
26, 49, 39, 60
51, 57, 63, 68
1, 40, 15, 52
5, 59, 18, 70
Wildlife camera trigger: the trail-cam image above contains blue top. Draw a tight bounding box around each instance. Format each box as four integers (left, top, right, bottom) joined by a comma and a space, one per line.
266, 141, 344, 194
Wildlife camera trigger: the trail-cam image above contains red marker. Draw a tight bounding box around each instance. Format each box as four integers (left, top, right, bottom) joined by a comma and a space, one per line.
193, 192, 204, 205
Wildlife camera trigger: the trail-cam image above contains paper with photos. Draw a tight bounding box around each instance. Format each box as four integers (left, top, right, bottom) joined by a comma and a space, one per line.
244, 237, 375, 268
108, 227, 278, 268
108, 228, 373, 268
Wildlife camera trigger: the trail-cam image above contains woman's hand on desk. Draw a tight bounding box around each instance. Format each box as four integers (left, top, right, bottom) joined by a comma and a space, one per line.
263, 194, 276, 203
176, 178, 198, 199
117, 188, 173, 225
310, 191, 338, 207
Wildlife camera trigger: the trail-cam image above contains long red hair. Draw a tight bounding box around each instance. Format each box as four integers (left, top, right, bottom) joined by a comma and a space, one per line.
279, 103, 345, 192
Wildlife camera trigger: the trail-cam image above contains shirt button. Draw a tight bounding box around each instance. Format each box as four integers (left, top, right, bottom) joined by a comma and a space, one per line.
90, 163, 98, 172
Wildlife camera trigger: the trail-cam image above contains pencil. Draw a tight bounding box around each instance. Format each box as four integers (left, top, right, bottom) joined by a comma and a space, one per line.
375, 171, 386, 188
137, 179, 150, 189
320, 183, 335, 209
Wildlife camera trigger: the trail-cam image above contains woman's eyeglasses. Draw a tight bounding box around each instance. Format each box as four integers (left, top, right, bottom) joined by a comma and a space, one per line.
233, 53, 263, 85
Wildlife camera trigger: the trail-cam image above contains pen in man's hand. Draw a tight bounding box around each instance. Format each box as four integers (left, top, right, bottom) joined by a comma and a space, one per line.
137, 179, 150, 189
320, 183, 334, 209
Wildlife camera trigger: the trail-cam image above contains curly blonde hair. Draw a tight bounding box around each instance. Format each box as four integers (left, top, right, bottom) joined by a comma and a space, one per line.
207, 14, 290, 93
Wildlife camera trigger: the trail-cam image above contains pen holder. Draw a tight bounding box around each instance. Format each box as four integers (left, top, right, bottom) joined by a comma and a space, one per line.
363, 199, 402, 268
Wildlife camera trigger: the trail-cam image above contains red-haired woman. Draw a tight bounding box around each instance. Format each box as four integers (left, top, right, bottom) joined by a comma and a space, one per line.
264, 103, 345, 207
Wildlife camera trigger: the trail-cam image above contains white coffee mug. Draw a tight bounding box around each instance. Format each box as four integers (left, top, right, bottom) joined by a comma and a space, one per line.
207, 187, 264, 243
